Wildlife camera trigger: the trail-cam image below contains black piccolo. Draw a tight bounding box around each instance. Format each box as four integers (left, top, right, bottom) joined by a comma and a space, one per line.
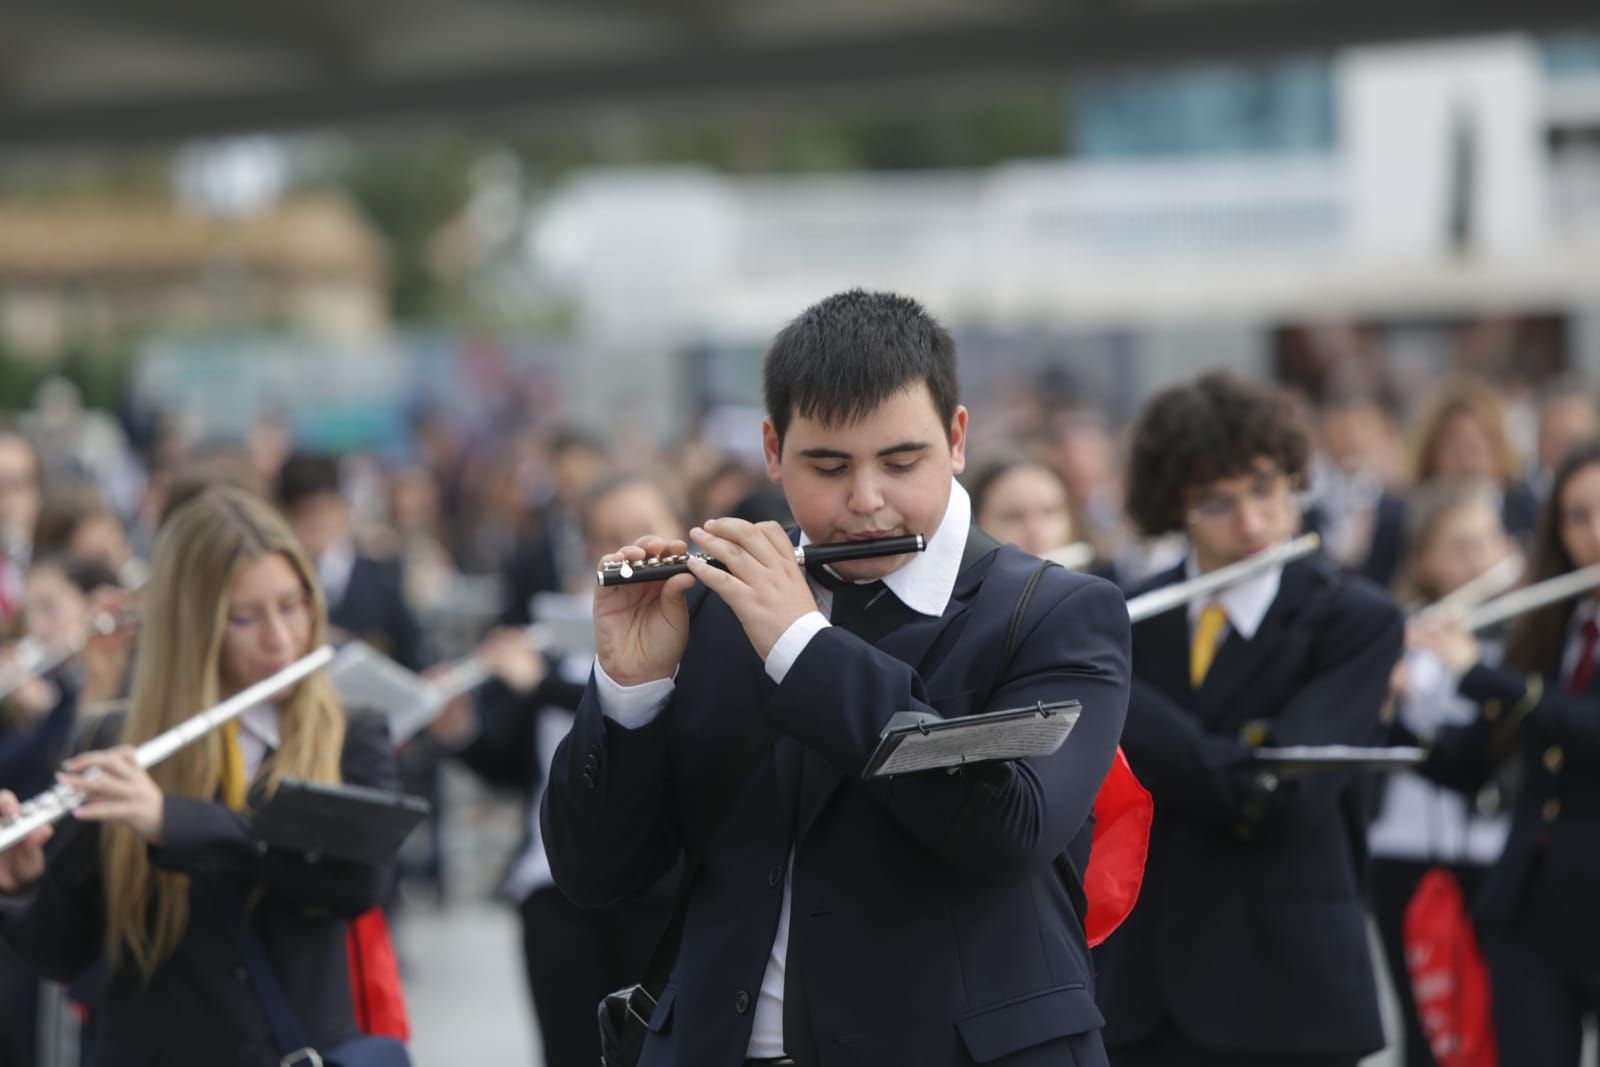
597, 533, 927, 587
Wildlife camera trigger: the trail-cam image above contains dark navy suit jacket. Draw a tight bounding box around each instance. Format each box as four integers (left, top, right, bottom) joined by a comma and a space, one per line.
329, 555, 423, 672
1427, 659, 1600, 945
0, 709, 399, 1067
543, 542, 1130, 1067
1095, 554, 1402, 1060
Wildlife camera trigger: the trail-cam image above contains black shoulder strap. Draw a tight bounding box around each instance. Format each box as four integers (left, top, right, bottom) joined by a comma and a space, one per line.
960, 524, 1002, 572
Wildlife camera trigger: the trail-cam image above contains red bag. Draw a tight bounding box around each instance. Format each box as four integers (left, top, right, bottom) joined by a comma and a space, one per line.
347, 907, 411, 1041
1083, 747, 1153, 947
1404, 867, 1497, 1067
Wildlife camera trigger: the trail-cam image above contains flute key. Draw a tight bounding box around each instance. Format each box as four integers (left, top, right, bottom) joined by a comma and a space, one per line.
597, 533, 927, 586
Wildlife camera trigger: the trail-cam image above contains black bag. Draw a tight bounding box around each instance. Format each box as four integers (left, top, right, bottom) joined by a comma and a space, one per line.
211, 878, 414, 1067
596, 705, 775, 1067
597, 984, 656, 1067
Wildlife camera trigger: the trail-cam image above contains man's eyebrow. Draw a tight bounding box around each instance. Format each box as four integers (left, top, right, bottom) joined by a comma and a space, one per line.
796, 441, 930, 461
875, 441, 929, 458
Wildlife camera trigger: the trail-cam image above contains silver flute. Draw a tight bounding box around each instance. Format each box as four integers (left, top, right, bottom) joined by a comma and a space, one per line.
0, 645, 334, 857
1464, 560, 1600, 633
0, 610, 136, 703
1125, 533, 1321, 624
1410, 553, 1524, 622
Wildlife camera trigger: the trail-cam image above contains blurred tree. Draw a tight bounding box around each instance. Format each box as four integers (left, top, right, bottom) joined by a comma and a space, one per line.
311, 142, 481, 322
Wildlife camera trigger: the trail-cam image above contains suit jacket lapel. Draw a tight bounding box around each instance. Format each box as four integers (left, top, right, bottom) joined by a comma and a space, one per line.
1193, 559, 1320, 726
1142, 609, 1192, 710
792, 542, 997, 846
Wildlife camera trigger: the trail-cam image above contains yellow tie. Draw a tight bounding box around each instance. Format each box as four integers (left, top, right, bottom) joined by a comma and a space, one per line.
219, 720, 249, 811
1191, 603, 1228, 689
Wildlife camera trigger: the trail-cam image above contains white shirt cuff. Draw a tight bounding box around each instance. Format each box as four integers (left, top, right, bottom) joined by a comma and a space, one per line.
765, 611, 830, 685
593, 658, 675, 729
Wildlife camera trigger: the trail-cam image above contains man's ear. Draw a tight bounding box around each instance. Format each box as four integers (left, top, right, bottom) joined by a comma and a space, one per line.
949, 406, 969, 476
762, 418, 783, 483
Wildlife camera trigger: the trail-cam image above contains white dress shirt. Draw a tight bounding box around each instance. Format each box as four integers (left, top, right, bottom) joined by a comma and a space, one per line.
235, 702, 282, 779
592, 481, 972, 1057
317, 539, 357, 612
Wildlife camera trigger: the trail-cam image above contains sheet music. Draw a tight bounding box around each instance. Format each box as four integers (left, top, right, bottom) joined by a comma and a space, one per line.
865, 702, 1081, 778
328, 643, 441, 742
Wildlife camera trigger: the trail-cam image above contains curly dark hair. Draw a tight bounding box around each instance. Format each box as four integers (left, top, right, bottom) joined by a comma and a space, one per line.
1125, 371, 1310, 535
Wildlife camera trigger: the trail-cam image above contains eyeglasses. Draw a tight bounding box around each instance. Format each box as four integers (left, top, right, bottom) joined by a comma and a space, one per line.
227, 593, 312, 634
1188, 471, 1288, 524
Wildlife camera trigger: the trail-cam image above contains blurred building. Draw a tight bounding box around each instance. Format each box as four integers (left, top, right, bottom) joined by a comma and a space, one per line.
522, 34, 1600, 429
0, 192, 387, 361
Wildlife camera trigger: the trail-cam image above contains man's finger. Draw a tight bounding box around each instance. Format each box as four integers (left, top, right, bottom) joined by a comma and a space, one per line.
686, 555, 743, 600
690, 527, 757, 580
714, 517, 791, 569
755, 521, 797, 562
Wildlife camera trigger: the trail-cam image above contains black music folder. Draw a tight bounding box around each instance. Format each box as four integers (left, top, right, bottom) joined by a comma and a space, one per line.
1237, 745, 1428, 775
862, 700, 1081, 779
253, 778, 431, 866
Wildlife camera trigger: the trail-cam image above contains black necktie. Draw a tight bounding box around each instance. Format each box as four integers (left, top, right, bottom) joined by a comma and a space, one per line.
815, 570, 915, 643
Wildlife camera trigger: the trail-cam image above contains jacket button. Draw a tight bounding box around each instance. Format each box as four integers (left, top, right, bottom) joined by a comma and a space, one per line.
735, 990, 750, 1014
1542, 798, 1561, 824
582, 771, 596, 789
1544, 746, 1564, 774
768, 865, 783, 887
235, 967, 248, 983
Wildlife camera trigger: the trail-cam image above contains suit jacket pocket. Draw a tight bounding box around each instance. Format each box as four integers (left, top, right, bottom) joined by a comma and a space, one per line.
956, 982, 1102, 1063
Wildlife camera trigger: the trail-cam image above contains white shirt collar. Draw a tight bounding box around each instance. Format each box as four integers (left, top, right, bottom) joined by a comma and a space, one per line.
318, 540, 356, 608
1185, 548, 1283, 642
234, 702, 282, 779
799, 479, 970, 618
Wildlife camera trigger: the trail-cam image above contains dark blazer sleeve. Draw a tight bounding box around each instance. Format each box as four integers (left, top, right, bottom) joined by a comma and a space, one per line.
1118, 677, 1249, 829
1444, 662, 1600, 759
0, 676, 81, 799
1121, 580, 1403, 842
376, 559, 425, 671
149, 708, 400, 917
768, 571, 1130, 886
0, 818, 107, 982
1236, 585, 1403, 840
542, 679, 682, 907
454, 666, 586, 790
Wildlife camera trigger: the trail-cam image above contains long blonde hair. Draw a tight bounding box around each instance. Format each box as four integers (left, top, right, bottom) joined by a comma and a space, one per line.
103, 487, 346, 981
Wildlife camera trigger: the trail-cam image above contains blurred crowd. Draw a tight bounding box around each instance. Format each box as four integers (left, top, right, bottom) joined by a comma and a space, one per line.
0, 359, 1595, 1065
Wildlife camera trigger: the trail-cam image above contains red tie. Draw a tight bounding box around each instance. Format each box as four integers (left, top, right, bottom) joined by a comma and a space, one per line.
1569, 618, 1600, 695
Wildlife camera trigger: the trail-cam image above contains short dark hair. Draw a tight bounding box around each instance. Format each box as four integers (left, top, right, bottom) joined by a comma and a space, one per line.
549, 427, 608, 460
275, 453, 342, 512
30, 551, 120, 596
763, 289, 959, 447
1125, 371, 1309, 536
32, 487, 118, 557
